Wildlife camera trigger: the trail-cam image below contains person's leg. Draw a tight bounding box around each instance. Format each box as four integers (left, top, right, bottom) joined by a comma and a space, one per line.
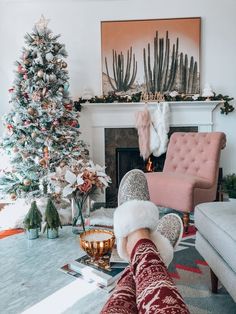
100, 265, 138, 314
127, 229, 190, 314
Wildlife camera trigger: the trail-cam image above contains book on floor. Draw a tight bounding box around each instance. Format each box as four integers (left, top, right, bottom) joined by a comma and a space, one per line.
60, 263, 116, 293
68, 255, 125, 287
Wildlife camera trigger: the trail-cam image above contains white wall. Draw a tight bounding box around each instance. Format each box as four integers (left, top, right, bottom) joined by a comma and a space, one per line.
0, 0, 235, 174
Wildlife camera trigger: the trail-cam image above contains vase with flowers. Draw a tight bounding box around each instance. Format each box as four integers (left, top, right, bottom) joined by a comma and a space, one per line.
50, 159, 111, 234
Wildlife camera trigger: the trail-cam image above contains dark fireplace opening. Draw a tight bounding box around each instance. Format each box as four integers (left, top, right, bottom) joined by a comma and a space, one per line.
116, 148, 166, 187
105, 126, 198, 207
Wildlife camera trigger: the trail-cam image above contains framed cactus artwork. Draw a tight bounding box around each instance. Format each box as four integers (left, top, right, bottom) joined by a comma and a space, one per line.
101, 17, 201, 95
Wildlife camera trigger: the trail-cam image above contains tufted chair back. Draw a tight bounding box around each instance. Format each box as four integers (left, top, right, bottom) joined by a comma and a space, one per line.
164, 132, 226, 186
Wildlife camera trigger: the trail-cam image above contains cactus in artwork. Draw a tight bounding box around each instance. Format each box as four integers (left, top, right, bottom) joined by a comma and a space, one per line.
143, 31, 179, 93
105, 47, 137, 92
177, 52, 199, 94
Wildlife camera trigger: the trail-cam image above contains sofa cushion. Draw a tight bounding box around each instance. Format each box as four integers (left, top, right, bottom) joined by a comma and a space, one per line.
194, 201, 236, 272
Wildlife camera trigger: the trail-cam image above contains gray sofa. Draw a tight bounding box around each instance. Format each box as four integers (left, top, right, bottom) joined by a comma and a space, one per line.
195, 201, 236, 302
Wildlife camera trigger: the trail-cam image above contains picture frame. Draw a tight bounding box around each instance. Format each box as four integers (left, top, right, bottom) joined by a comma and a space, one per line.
101, 17, 201, 95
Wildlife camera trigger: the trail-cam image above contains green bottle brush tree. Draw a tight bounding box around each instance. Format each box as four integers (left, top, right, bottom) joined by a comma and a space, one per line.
43, 198, 62, 237
23, 200, 42, 231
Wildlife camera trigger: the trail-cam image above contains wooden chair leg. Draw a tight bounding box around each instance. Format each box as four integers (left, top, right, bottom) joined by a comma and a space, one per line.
210, 269, 218, 293
183, 212, 190, 233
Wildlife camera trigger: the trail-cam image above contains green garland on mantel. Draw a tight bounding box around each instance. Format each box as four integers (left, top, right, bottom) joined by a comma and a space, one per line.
74, 92, 234, 115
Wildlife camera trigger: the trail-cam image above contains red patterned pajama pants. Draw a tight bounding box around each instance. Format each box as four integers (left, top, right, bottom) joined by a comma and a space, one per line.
101, 239, 189, 314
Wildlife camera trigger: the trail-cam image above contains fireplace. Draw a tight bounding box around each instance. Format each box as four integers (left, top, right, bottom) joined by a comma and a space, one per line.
105, 126, 198, 207
79, 100, 219, 204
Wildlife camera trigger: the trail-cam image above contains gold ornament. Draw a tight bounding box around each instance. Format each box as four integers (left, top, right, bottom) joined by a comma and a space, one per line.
27, 107, 36, 116
59, 161, 66, 168
37, 69, 44, 78
62, 62, 67, 68
43, 146, 49, 160
23, 179, 31, 186
39, 158, 47, 168
31, 132, 37, 139
24, 59, 30, 65
12, 146, 19, 153
10, 193, 17, 201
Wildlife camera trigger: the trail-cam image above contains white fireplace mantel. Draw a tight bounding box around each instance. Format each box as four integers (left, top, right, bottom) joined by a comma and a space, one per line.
79, 100, 221, 166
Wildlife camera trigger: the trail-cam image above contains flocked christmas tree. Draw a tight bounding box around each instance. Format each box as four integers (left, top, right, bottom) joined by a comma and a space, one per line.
0, 15, 88, 201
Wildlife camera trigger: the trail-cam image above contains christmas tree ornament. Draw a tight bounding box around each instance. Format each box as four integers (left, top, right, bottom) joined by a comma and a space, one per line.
64, 103, 72, 110
10, 193, 17, 201
24, 120, 31, 126
46, 52, 54, 61
17, 64, 26, 74
62, 61, 67, 68
42, 87, 47, 96
31, 132, 37, 139
37, 69, 44, 78
58, 86, 64, 92
23, 178, 31, 186
59, 161, 66, 168
53, 119, 59, 126
23, 73, 28, 80
23, 92, 29, 99
43, 146, 49, 159
32, 91, 41, 102
23, 59, 30, 65
7, 124, 13, 131
70, 119, 78, 128
49, 74, 56, 82
27, 107, 36, 116
39, 158, 47, 168
12, 146, 19, 153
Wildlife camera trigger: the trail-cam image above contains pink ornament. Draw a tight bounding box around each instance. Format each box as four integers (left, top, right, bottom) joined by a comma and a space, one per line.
53, 120, 59, 126
24, 121, 31, 126
7, 124, 13, 131
23, 74, 28, 80
17, 64, 26, 74
70, 120, 78, 127
64, 103, 73, 111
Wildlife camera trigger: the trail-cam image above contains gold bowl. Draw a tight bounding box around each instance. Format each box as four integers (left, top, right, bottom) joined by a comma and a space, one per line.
79, 229, 115, 261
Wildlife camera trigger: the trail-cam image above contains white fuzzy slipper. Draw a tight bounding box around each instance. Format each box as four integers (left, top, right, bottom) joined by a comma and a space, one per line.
114, 199, 174, 266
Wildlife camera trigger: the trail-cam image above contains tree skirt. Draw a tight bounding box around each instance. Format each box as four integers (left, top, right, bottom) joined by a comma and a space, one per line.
0, 198, 115, 230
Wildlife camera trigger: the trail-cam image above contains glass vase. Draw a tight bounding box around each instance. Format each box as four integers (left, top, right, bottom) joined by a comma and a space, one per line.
71, 195, 91, 235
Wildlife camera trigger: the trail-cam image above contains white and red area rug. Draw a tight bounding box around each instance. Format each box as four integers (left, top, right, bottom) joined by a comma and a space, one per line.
169, 226, 236, 314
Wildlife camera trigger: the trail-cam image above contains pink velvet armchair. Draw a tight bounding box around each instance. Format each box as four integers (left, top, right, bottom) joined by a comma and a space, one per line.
145, 132, 226, 232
